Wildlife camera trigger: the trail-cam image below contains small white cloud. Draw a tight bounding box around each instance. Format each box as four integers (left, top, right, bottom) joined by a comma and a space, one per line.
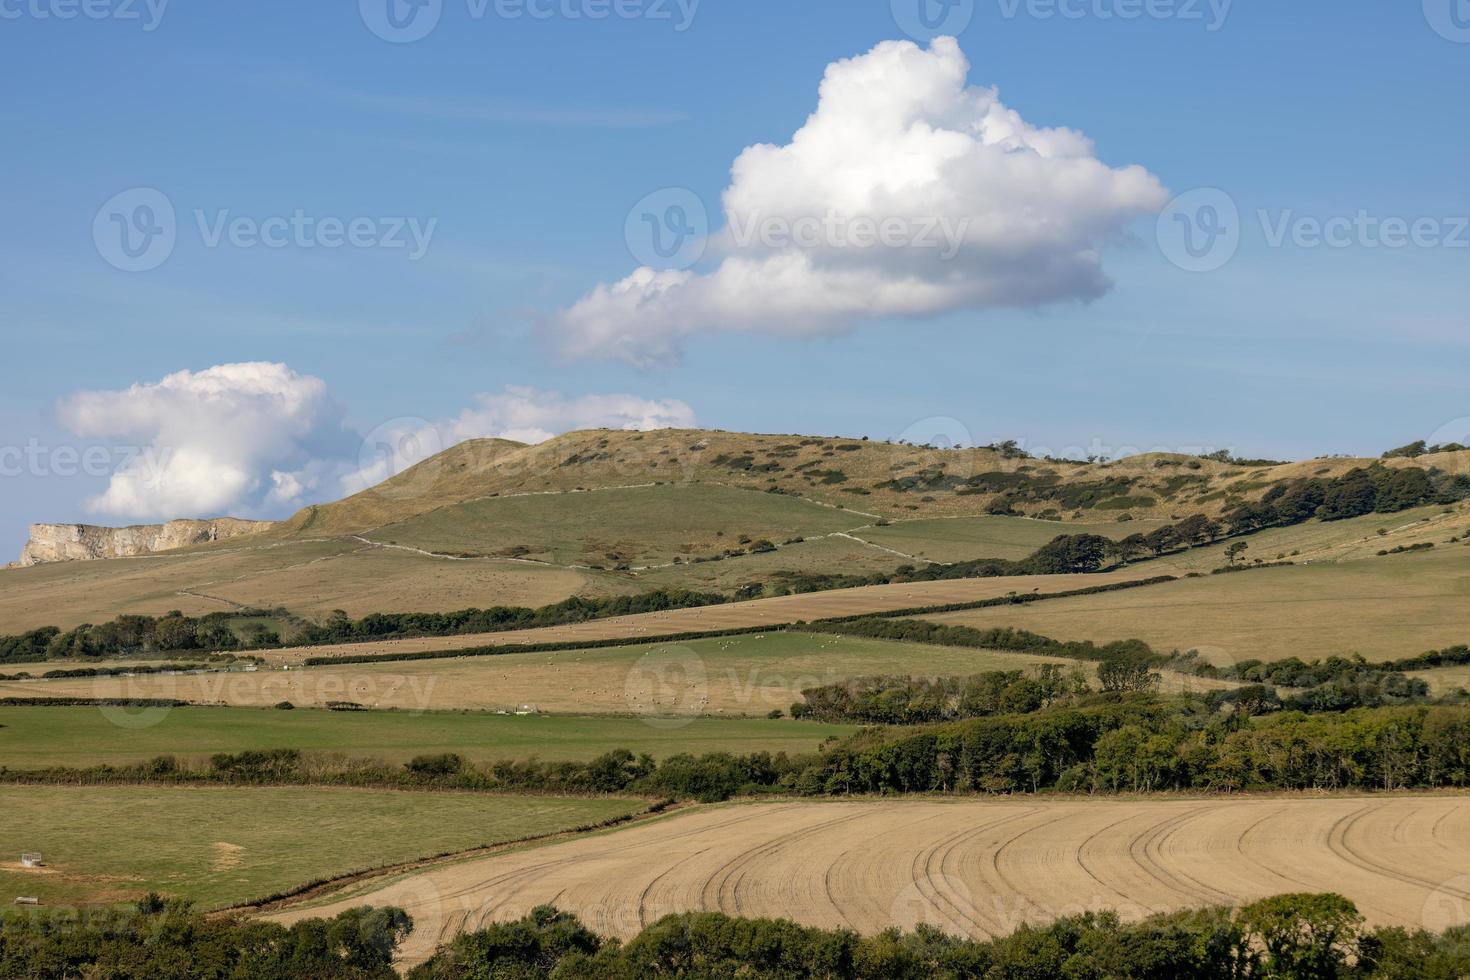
553, 37, 1169, 366
343, 386, 696, 495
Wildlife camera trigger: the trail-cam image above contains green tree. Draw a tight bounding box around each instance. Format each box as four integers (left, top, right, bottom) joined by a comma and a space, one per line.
1239, 892, 1362, 979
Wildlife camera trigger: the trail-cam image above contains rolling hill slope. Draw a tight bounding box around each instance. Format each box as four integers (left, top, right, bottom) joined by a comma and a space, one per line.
2, 427, 1466, 633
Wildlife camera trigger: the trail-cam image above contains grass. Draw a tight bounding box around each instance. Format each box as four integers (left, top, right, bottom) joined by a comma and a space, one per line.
0, 785, 642, 909
1149, 503, 1470, 574
364, 482, 865, 568
0, 705, 857, 769
1410, 665, 1470, 696
1, 630, 1226, 712
855, 515, 1169, 563
630, 534, 904, 591
922, 547, 1470, 665
0, 536, 618, 633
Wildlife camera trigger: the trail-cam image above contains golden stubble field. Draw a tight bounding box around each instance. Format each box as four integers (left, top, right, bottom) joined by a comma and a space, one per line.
269, 795, 1470, 967
922, 548, 1470, 665
0, 631, 1233, 713
256, 566, 1166, 665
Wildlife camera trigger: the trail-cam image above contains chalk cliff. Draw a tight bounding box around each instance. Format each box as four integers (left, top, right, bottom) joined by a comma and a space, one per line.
17, 518, 272, 566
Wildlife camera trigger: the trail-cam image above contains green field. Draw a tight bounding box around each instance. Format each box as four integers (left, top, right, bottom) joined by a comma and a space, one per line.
363, 482, 865, 567
0, 706, 856, 769
0, 785, 642, 908
922, 547, 1470, 665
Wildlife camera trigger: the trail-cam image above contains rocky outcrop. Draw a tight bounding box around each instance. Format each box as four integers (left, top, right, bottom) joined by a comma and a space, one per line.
17, 518, 273, 566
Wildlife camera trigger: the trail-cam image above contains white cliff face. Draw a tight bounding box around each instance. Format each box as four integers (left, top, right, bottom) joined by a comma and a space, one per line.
17, 518, 273, 566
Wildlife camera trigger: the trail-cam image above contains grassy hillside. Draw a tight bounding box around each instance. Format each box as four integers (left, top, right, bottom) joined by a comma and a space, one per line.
0, 785, 642, 908
274, 429, 1470, 533
4, 427, 1466, 633
363, 482, 864, 568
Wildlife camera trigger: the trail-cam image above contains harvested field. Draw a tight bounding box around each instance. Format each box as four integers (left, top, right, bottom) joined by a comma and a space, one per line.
0, 632, 1227, 712
258, 567, 1167, 664
271, 796, 1470, 967
0, 536, 611, 633
922, 548, 1470, 665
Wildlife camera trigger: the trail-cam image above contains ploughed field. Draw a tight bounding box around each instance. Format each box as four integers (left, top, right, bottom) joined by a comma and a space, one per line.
272, 796, 1470, 967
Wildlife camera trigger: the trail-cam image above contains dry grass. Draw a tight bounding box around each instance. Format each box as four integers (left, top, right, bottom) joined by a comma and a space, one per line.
270, 795, 1470, 966
0, 629, 1232, 712
256, 566, 1167, 665
0, 537, 616, 632
0, 633, 1085, 715
363, 483, 865, 568
856, 515, 1170, 563
1411, 665, 1470, 696
922, 548, 1470, 665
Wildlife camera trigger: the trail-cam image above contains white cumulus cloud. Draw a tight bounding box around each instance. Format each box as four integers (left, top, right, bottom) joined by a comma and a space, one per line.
553, 36, 1169, 366
59, 362, 352, 521
59, 366, 696, 521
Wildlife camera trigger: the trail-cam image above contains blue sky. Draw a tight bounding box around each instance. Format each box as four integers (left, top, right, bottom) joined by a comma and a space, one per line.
1, 0, 1468, 558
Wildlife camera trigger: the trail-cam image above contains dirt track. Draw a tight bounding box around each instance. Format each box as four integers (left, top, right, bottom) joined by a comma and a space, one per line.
267, 796, 1470, 966
258, 568, 1163, 664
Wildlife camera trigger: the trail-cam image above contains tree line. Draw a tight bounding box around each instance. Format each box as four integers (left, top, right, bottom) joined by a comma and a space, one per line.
6, 892, 1466, 979
0, 900, 407, 979
0, 589, 727, 665
410, 897, 1468, 980
13, 700, 1470, 802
